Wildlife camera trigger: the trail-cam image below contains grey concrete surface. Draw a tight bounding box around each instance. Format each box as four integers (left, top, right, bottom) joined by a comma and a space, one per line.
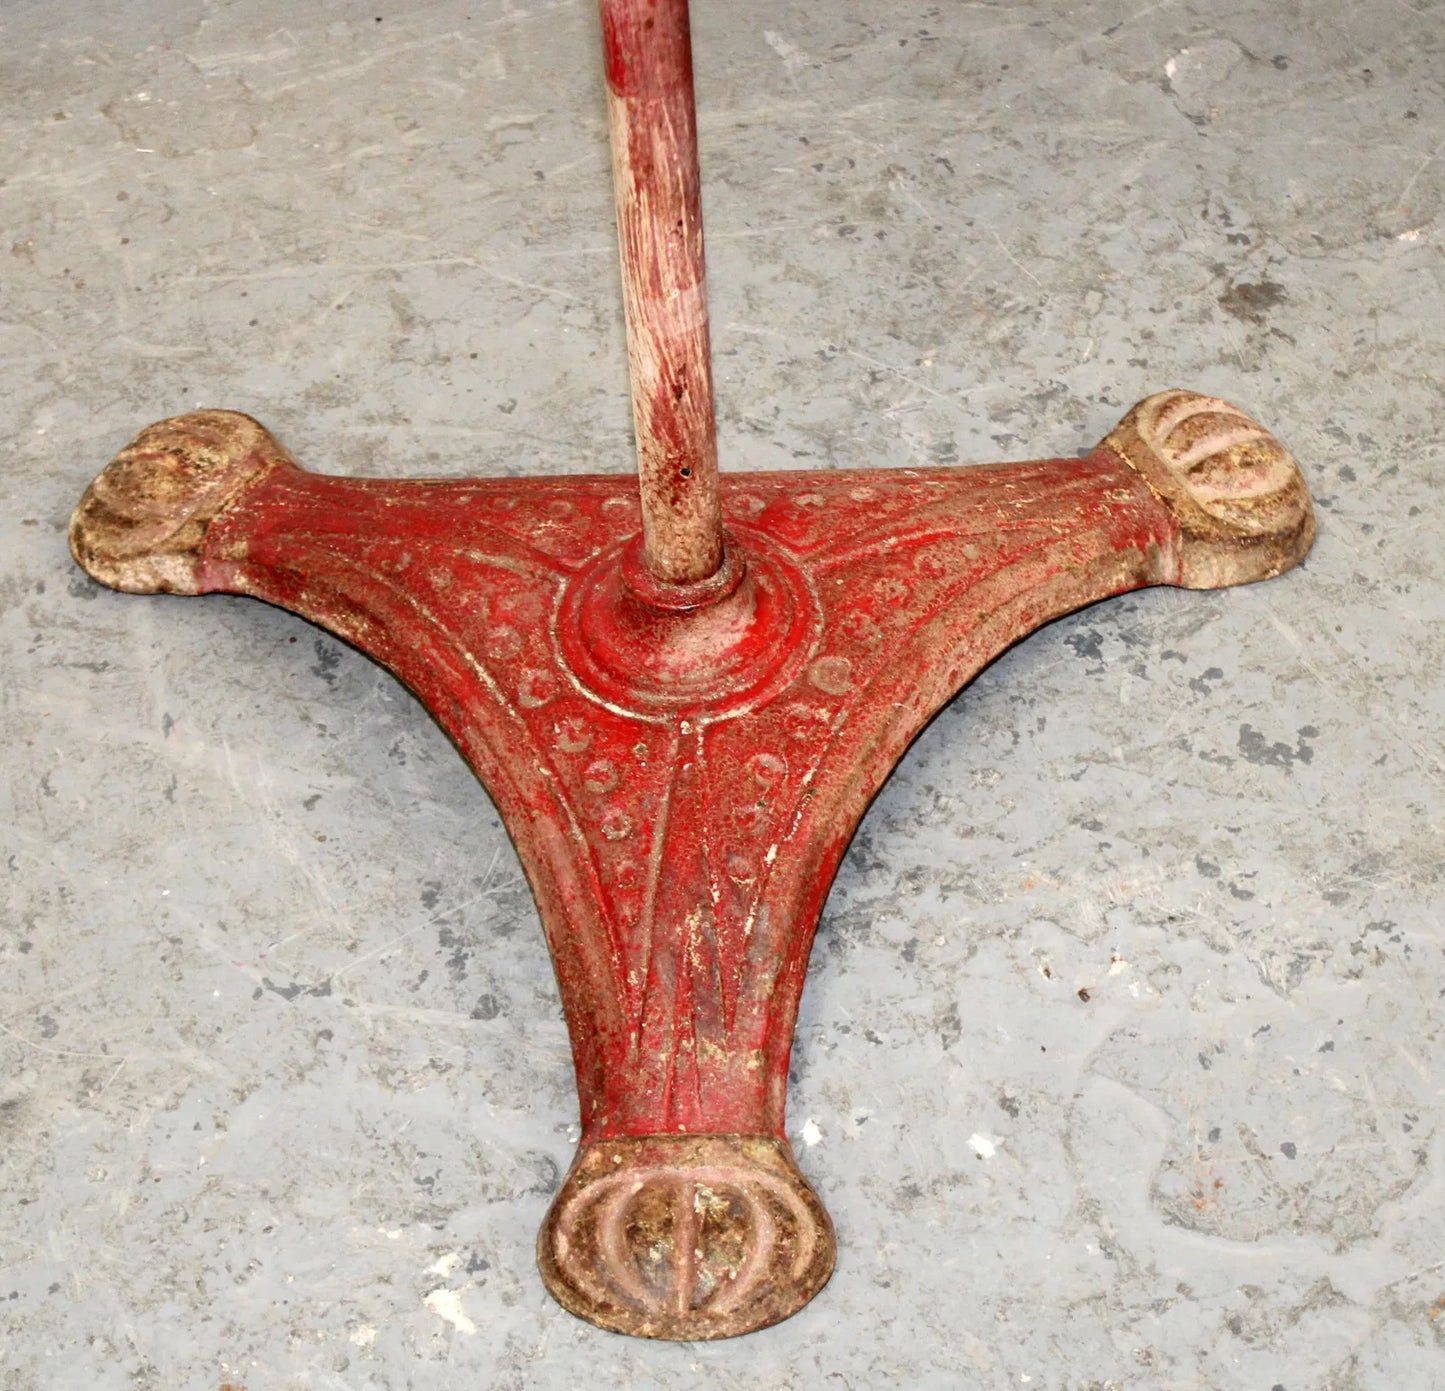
3, 0, 1443, 1387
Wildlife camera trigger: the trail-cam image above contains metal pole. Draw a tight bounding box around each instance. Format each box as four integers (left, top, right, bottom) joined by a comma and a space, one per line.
600, 0, 724, 586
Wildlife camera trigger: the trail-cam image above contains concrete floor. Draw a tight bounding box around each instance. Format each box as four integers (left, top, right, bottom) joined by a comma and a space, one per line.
3, 0, 1443, 1386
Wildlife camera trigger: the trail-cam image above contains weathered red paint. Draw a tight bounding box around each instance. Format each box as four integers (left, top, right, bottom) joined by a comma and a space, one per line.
69, 392, 1313, 1338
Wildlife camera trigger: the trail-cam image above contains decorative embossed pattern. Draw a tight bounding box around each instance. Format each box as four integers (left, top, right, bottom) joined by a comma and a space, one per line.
69, 391, 1313, 1337
181, 434, 1174, 1139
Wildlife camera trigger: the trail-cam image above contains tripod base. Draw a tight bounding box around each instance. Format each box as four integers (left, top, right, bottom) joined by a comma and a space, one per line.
70, 390, 1312, 1339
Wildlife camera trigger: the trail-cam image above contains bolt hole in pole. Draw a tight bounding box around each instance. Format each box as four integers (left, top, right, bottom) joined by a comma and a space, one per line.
601, 0, 725, 587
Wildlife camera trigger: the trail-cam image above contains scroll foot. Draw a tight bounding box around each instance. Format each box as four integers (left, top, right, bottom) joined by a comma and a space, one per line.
1104, 390, 1315, 589
69, 411, 293, 595
537, 1135, 835, 1340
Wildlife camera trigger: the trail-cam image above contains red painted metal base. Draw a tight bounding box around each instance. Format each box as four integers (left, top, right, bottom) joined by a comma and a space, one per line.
71, 390, 1313, 1339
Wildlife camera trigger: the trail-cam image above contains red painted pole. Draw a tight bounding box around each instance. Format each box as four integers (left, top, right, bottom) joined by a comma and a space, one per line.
600, 0, 725, 586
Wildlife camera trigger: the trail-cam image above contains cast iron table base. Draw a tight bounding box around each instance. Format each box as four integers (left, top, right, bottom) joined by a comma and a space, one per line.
70, 389, 1313, 1339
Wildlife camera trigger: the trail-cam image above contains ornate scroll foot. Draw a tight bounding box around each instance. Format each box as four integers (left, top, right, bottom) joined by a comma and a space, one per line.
69, 410, 293, 595
1103, 390, 1315, 589
538, 1134, 834, 1340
